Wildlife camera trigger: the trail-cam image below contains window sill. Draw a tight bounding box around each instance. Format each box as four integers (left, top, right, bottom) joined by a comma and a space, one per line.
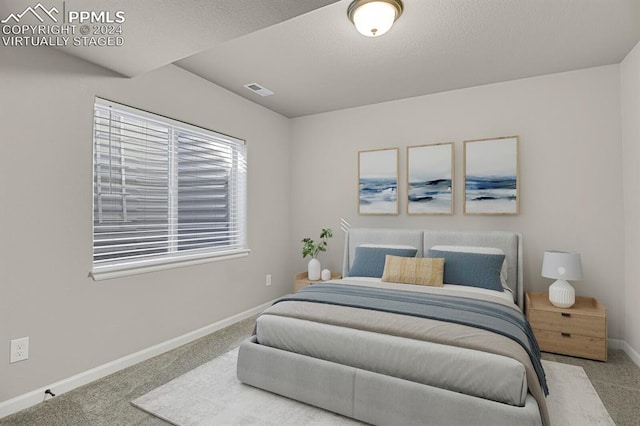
90, 249, 251, 281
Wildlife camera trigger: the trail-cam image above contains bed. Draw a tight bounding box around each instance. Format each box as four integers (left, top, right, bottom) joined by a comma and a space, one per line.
237, 228, 549, 426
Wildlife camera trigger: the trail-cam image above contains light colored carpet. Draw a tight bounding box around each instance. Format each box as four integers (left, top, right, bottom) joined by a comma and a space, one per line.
132, 348, 614, 426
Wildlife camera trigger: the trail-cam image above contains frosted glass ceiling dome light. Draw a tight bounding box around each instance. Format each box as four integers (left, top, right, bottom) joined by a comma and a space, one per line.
347, 0, 404, 37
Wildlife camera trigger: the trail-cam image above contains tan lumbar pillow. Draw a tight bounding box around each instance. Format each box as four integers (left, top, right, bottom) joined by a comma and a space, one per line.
381, 255, 444, 287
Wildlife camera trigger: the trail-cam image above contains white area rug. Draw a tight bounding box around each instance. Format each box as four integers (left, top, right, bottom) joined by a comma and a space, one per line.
542, 360, 615, 426
132, 348, 615, 426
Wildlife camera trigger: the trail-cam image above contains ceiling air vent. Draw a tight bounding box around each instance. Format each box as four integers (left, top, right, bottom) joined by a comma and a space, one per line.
244, 83, 274, 97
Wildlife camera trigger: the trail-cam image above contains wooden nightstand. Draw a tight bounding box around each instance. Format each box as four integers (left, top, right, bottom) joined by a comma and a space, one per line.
525, 292, 607, 361
293, 272, 342, 292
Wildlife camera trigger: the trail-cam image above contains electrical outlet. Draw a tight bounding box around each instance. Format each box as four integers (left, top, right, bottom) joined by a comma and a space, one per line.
10, 337, 29, 363
266, 274, 272, 286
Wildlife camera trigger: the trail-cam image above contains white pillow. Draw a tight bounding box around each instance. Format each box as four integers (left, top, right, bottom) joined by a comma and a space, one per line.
429, 245, 509, 291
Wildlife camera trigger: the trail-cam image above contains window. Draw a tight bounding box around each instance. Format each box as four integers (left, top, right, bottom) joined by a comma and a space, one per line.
91, 98, 248, 280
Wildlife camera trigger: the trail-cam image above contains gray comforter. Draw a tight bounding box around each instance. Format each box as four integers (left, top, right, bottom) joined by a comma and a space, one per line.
257, 282, 550, 426
277, 283, 547, 395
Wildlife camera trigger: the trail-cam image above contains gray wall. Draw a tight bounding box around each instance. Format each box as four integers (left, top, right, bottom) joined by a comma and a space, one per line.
622, 41, 640, 355
0, 47, 293, 401
290, 65, 626, 342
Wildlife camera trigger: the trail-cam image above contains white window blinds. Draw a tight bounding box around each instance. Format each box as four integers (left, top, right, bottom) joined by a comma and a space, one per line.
92, 98, 247, 279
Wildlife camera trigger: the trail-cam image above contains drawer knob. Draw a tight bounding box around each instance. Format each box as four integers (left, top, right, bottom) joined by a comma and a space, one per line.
561, 313, 571, 317
561, 332, 571, 337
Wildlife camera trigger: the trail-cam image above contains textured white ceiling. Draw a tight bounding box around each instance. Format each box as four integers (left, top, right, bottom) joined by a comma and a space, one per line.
2, 0, 637, 116
0, 0, 339, 77
176, 0, 640, 118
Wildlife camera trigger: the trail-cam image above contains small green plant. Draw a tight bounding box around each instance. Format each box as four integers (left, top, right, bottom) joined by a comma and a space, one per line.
301, 228, 333, 259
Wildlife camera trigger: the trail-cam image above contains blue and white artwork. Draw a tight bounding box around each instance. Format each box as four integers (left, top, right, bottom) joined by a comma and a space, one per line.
407, 143, 453, 214
359, 148, 399, 215
464, 136, 519, 215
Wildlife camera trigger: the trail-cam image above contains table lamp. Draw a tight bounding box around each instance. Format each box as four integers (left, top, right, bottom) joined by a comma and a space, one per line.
542, 250, 583, 308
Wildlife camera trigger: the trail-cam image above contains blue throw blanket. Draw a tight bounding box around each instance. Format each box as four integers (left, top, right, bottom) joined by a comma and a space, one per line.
277, 283, 548, 395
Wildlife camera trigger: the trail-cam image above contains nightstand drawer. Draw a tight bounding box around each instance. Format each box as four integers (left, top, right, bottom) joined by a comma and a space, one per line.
533, 329, 607, 361
527, 309, 605, 338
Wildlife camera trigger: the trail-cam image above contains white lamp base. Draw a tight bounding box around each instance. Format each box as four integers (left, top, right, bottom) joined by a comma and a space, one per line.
548, 279, 575, 308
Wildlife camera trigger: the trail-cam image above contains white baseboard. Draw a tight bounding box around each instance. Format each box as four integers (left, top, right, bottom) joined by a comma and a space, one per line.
609, 338, 640, 368
608, 338, 625, 351
0, 299, 275, 419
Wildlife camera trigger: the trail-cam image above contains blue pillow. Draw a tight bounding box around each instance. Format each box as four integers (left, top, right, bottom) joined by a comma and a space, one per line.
427, 249, 505, 292
347, 246, 418, 278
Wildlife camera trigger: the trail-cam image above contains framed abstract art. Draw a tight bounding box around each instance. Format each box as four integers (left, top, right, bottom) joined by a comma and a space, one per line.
463, 136, 519, 215
407, 142, 454, 215
358, 148, 399, 215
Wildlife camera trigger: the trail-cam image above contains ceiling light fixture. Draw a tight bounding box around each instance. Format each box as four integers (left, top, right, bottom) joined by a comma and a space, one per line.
347, 0, 403, 37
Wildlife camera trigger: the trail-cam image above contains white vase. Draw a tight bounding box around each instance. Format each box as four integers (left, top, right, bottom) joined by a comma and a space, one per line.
321, 269, 331, 281
308, 258, 321, 281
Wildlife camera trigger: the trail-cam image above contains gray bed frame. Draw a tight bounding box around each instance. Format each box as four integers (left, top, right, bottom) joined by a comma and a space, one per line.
237, 228, 541, 426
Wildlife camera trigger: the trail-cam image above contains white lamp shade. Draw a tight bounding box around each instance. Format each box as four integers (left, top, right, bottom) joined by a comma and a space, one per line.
541, 251, 583, 281
542, 251, 583, 308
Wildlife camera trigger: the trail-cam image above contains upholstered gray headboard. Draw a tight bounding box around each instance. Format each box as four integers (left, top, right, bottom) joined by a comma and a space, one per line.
342, 228, 524, 308
342, 228, 424, 276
